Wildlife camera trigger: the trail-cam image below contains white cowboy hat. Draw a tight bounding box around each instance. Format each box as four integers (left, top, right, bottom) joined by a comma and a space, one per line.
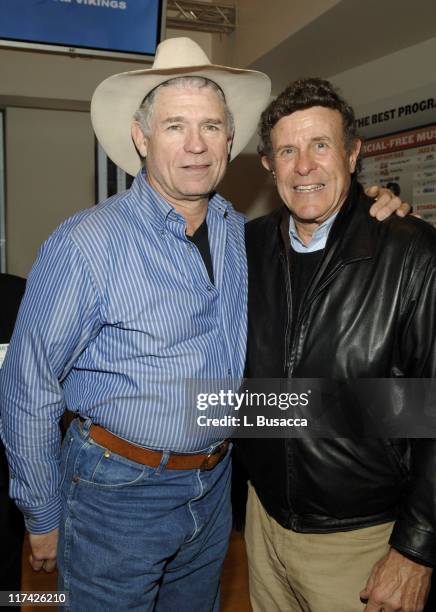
91, 37, 271, 176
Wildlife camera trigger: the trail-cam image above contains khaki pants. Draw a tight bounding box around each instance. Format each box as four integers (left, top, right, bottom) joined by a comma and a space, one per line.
245, 483, 394, 612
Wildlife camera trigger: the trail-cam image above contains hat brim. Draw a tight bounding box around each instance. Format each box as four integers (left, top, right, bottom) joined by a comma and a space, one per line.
91, 63, 271, 176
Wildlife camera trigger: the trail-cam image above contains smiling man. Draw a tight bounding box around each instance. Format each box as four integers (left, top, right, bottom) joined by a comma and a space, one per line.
238, 78, 436, 612
265, 105, 360, 245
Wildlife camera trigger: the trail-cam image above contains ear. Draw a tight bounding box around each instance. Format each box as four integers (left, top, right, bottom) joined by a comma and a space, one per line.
261, 155, 273, 172
131, 122, 148, 157
348, 138, 362, 173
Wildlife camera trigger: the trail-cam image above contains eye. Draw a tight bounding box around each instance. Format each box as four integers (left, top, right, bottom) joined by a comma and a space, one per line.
167, 124, 183, 131
277, 147, 295, 160
204, 124, 220, 132
314, 141, 328, 151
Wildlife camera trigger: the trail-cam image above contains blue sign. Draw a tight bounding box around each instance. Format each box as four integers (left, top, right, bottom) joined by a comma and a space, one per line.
1, 0, 163, 56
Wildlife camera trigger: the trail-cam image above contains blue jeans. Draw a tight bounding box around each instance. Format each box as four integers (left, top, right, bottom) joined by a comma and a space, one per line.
57, 419, 232, 611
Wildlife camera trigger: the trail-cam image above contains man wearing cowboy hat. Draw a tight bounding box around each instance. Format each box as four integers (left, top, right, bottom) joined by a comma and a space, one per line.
0, 37, 270, 610
0, 37, 407, 610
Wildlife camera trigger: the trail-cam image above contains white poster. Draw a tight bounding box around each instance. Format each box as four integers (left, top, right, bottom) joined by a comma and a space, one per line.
360, 124, 436, 228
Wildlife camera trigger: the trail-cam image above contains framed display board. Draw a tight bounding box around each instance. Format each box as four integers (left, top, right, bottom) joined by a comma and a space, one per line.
360, 124, 436, 228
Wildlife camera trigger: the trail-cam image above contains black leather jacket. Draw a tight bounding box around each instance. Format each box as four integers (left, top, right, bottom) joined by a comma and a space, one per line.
238, 180, 436, 567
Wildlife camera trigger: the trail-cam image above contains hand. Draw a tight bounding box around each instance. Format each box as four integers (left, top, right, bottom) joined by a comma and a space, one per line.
360, 547, 432, 612
28, 528, 59, 572
365, 185, 411, 220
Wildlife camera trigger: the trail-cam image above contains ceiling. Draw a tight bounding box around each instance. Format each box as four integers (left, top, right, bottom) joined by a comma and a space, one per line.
246, 0, 436, 94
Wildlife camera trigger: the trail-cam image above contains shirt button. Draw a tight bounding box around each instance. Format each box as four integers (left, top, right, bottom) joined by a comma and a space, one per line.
206, 285, 213, 291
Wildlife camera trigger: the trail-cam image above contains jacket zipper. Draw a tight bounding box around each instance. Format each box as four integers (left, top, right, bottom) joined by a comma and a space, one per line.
279, 251, 293, 376
278, 250, 296, 525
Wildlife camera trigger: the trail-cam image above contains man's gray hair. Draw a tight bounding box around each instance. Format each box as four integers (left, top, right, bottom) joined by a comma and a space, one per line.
134, 76, 235, 137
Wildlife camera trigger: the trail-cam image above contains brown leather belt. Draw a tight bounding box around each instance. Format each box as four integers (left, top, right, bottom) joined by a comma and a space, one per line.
79, 418, 229, 470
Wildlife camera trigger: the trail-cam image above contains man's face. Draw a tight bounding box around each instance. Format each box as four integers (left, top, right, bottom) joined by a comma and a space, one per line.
133, 85, 232, 207
263, 106, 361, 226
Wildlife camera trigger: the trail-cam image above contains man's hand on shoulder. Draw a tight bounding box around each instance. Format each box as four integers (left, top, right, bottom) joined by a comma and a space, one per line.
29, 528, 58, 573
366, 185, 411, 220
360, 547, 432, 612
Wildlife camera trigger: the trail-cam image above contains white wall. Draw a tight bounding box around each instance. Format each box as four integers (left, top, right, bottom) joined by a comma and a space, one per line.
0, 29, 212, 105
5, 107, 95, 277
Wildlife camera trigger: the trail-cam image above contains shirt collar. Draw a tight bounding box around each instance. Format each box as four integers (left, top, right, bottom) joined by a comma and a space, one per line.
288, 211, 338, 253
130, 169, 230, 233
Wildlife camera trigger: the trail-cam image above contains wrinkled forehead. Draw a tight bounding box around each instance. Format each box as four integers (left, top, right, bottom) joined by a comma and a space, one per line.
150, 86, 229, 130
272, 106, 346, 142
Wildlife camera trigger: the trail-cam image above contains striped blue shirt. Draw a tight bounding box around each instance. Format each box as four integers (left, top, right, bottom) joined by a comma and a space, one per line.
0, 171, 247, 533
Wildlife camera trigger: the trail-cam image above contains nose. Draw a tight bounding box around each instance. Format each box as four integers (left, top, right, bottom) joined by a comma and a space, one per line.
294, 149, 316, 175
184, 127, 207, 154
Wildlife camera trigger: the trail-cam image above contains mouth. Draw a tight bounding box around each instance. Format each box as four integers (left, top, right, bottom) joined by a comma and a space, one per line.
181, 164, 211, 171
293, 183, 325, 193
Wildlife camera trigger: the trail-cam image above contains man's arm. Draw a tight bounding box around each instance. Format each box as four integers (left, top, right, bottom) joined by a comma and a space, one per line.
365, 185, 411, 220
0, 226, 101, 548
360, 227, 436, 611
